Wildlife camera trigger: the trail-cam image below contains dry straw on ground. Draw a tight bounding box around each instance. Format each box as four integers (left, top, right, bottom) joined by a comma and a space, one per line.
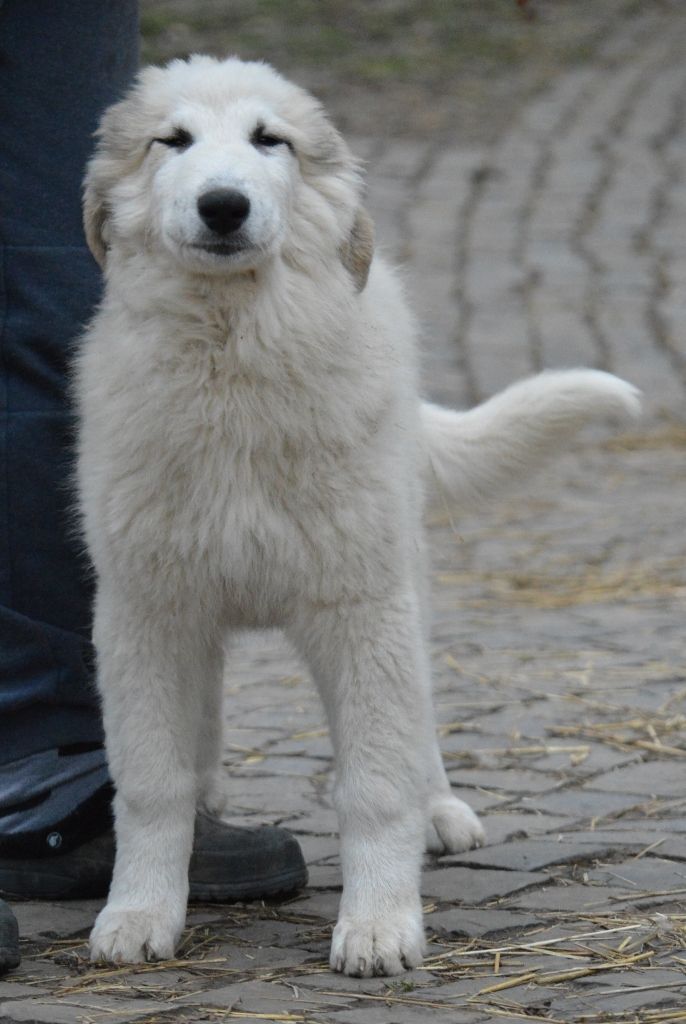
17, 907, 686, 1022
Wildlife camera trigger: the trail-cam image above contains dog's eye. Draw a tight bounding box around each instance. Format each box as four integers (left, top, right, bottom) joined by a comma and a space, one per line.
251, 126, 290, 151
152, 127, 193, 151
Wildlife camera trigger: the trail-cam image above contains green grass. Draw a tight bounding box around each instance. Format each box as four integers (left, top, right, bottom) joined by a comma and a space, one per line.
139, 0, 625, 78
137, 0, 643, 138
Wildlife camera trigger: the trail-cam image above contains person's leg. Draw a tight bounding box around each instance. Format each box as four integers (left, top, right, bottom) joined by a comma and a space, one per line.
0, 0, 138, 857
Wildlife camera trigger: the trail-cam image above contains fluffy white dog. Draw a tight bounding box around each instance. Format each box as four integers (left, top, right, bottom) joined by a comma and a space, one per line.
76, 56, 640, 976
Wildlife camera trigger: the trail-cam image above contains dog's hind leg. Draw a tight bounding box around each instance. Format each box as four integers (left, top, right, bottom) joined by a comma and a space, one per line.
291, 589, 430, 977
413, 552, 485, 855
196, 641, 229, 818
422, 727, 485, 854
89, 585, 223, 963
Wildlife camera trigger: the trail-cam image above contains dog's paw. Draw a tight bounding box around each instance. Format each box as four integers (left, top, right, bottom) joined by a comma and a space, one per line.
89, 904, 183, 963
425, 794, 485, 854
330, 910, 426, 977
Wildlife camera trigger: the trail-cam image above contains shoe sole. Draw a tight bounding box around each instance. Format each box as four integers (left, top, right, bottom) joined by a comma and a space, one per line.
0, 865, 308, 903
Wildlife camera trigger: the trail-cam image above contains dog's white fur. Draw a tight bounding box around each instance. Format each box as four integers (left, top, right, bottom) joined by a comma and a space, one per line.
75, 56, 640, 977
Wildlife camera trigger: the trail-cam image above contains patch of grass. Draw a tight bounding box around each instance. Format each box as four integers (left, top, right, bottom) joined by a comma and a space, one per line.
138, 0, 644, 138
140, 0, 600, 71
139, 10, 173, 37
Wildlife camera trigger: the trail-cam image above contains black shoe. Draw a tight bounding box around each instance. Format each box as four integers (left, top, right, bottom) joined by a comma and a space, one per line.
0, 899, 20, 975
189, 813, 307, 901
0, 814, 307, 903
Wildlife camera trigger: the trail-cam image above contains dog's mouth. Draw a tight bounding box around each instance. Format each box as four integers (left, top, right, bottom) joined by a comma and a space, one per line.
190, 240, 251, 258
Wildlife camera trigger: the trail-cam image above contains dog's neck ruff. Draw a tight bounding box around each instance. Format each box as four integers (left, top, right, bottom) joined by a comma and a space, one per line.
105, 242, 359, 369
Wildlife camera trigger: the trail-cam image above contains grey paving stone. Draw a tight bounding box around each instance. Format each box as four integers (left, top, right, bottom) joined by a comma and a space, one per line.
509, 881, 630, 913
633, 838, 686, 860
269, 736, 335, 758
585, 857, 686, 892
206, 943, 317, 972
426, 907, 543, 938
0, 983, 49, 999
177, 977, 353, 1011
296, 834, 341, 863
306, 863, 343, 889
444, 768, 564, 796
573, 968, 686, 1011
421, 866, 547, 903
477, 813, 575, 844
280, 808, 340, 833
214, 917, 325, 949
443, 790, 510, 816
584, 760, 686, 797
544, 827, 674, 849
230, 755, 330, 778
285, 890, 341, 920
10, 902, 102, 940
408, 971, 562, 1004
511, 746, 640, 776
444, 836, 622, 872
0, 996, 153, 1023
606, 817, 686, 833
0, 959, 70, 989
327, 1002, 484, 1024
226, 778, 319, 815
522, 788, 648, 819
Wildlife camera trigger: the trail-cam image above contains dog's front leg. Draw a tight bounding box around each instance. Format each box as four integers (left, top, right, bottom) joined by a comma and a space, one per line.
89, 586, 220, 963
292, 590, 429, 977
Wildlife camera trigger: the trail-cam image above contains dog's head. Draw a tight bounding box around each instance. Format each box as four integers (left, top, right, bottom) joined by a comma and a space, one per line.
84, 57, 373, 290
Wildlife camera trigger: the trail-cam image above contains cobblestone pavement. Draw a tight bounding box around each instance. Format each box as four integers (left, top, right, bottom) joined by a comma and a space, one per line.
3, 7, 686, 1024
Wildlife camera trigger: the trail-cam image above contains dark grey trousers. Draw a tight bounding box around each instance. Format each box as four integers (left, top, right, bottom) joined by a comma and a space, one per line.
0, 0, 138, 854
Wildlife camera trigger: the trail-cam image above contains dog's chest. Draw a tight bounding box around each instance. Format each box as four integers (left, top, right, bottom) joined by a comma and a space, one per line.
98, 337, 398, 613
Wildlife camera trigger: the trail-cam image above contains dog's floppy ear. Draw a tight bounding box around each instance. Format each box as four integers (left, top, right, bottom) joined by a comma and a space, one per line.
340, 207, 374, 292
82, 106, 124, 269
82, 99, 127, 268
83, 174, 109, 268
81, 78, 153, 268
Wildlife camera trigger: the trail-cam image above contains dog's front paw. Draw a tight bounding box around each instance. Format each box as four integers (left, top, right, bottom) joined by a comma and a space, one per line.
425, 793, 485, 854
90, 904, 183, 963
330, 910, 426, 977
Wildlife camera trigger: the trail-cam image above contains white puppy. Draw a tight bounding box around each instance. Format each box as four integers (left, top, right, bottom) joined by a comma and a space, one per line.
76, 56, 640, 976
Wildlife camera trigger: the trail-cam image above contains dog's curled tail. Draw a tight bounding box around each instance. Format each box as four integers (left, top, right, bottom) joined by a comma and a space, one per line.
421, 369, 641, 512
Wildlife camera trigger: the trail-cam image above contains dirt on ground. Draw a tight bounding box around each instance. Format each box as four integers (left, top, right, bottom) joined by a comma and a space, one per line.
139, 0, 649, 142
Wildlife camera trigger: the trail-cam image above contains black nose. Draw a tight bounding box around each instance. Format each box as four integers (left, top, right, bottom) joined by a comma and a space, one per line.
197, 188, 250, 236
